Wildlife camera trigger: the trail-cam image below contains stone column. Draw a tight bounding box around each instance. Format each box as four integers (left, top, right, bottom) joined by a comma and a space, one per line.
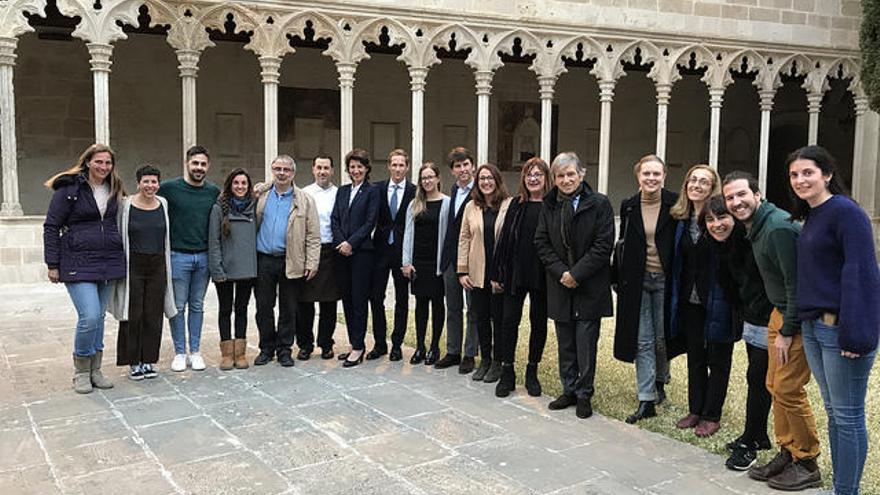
807, 92, 822, 146
475, 70, 493, 167
336, 61, 356, 184
852, 96, 874, 209
655, 83, 671, 161
176, 49, 200, 158
757, 90, 775, 194
0, 37, 22, 216
538, 75, 556, 163
597, 80, 615, 195
708, 87, 724, 169
409, 67, 428, 181
260, 56, 282, 181
87, 43, 113, 144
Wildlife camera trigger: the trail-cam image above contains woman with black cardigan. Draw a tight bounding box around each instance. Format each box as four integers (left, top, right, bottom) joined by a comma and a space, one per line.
490, 157, 551, 398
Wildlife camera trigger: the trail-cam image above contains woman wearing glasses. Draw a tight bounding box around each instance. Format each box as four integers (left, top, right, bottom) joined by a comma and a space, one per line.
401, 162, 450, 365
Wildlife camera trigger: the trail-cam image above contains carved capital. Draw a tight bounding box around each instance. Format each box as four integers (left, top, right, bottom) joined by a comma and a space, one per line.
598, 80, 615, 103
655, 83, 672, 106
87, 43, 113, 74
758, 89, 775, 112
336, 61, 357, 88
0, 37, 17, 67
176, 49, 201, 78
709, 87, 725, 108
854, 96, 869, 116
475, 70, 493, 96
259, 56, 282, 85
537, 75, 556, 100
807, 92, 823, 114
409, 67, 429, 92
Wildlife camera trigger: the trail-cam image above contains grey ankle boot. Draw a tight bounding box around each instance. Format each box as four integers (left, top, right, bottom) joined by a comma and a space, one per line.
482, 360, 503, 383
90, 350, 114, 389
73, 355, 93, 394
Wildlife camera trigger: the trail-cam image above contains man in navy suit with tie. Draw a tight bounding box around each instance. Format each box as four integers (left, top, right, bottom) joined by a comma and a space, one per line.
434, 147, 480, 374
367, 149, 417, 361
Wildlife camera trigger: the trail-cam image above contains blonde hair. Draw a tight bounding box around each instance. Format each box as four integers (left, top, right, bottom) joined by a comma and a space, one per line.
633, 154, 666, 176
44, 143, 126, 200
670, 164, 720, 220
411, 162, 441, 218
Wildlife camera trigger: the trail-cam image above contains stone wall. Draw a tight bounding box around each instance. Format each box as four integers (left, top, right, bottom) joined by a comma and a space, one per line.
0, 217, 45, 283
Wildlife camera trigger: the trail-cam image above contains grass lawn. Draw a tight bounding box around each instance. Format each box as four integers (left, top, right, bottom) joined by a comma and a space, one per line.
348, 302, 880, 494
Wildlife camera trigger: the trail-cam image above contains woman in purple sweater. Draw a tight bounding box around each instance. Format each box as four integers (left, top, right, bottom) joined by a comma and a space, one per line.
43, 144, 127, 394
789, 145, 879, 495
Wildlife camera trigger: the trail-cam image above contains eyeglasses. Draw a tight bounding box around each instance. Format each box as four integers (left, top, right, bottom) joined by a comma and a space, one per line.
526, 173, 544, 181
478, 176, 496, 183
272, 167, 293, 174
687, 176, 712, 187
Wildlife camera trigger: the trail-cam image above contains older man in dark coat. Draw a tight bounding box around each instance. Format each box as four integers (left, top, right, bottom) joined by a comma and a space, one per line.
534, 151, 614, 419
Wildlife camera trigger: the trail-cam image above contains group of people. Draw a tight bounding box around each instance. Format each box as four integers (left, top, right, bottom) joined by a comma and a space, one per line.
44, 142, 877, 495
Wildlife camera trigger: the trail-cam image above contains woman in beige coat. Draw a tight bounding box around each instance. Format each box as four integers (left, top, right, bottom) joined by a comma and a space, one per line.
458, 163, 512, 382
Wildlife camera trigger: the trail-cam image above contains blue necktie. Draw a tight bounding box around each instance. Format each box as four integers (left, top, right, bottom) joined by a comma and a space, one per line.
389, 184, 399, 244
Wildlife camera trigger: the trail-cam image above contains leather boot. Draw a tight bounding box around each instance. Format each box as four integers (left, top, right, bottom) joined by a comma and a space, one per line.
219, 340, 234, 371
625, 401, 656, 424
748, 448, 792, 482
766, 457, 821, 491
472, 357, 492, 380
89, 351, 113, 389
655, 381, 666, 405
482, 360, 503, 383
525, 363, 542, 397
495, 364, 516, 398
233, 339, 249, 369
73, 355, 93, 394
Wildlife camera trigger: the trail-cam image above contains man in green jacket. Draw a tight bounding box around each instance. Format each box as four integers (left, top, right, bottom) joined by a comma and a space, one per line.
722, 172, 820, 491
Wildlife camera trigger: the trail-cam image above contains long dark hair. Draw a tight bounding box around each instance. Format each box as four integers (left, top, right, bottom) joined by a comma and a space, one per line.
471, 163, 509, 211
786, 145, 848, 221
219, 168, 253, 237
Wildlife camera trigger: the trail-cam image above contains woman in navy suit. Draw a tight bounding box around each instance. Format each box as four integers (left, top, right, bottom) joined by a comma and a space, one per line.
331, 148, 380, 367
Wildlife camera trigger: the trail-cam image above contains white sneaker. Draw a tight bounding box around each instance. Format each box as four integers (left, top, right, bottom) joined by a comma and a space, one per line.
189, 353, 206, 371
171, 354, 187, 372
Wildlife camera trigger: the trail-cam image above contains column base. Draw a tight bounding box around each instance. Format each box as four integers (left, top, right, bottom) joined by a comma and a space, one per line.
0, 202, 23, 216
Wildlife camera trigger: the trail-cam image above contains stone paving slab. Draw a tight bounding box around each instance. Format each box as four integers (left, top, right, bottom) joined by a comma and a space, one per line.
0, 283, 817, 495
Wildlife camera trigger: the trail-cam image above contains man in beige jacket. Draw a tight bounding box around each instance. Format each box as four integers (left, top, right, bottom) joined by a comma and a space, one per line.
253, 155, 321, 367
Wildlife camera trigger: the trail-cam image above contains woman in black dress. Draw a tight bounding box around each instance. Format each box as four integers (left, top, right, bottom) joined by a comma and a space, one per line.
402, 162, 451, 365
490, 157, 551, 397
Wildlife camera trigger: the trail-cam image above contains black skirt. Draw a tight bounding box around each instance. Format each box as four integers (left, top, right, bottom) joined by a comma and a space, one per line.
410, 201, 444, 298
300, 244, 343, 302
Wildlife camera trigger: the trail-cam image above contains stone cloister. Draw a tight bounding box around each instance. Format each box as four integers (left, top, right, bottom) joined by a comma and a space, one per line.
0, 0, 874, 281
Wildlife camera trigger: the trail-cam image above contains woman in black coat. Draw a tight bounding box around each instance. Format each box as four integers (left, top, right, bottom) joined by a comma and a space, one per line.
612, 155, 678, 424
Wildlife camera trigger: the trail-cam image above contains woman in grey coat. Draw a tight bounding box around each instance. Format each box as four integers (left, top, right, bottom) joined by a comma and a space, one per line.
208, 168, 258, 370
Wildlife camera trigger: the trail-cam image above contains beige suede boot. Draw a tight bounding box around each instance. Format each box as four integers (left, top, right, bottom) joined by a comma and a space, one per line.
233, 339, 249, 369
90, 350, 114, 389
73, 355, 93, 394
219, 340, 234, 371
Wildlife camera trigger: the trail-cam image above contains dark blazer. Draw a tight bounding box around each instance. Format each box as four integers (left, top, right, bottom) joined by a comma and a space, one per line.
612, 189, 678, 363
331, 181, 380, 251
372, 179, 416, 257
534, 181, 614, 323
440, 181, 473, 271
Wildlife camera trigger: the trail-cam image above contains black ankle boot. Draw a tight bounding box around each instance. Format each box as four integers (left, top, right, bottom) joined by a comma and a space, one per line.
655, 381, 666, 405
495, 364, 516, 398
525, 363, 542, 397
625, 401, 656, 424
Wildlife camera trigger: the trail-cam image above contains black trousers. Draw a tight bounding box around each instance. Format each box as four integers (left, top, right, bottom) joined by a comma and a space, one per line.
498, 288, 548, 364
369, 248, 409, 349
296, 300, 337, 351
682, 302, 734, 422
117, 253, 166, 365
470, 286, 503, 360
415, 295, 444, 351
742, 342, 772, 445
215, 279, 254, 341
254, 254, 299, 357
339, 250, 373, 351
555, 319, 600, 399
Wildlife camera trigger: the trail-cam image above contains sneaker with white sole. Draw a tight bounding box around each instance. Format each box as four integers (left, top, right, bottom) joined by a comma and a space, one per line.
189, 353, 206, 371
142, 363, 158, 379
171, 354, 187, 372
129, 364, 144, 381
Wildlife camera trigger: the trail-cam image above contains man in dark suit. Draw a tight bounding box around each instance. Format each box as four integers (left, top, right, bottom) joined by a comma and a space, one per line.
367, 149, 417, 361
434, 147, 479, 374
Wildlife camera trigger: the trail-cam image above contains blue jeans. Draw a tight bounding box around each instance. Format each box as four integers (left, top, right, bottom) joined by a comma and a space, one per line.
636, 272, 667, 401
170, 251, 210, 354
742, 322, 768, 350
803, 319, 876, 495
66, 281, 112, 357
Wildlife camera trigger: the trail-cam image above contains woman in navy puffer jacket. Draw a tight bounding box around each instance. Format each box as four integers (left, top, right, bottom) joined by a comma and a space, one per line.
43, 144, 126, 394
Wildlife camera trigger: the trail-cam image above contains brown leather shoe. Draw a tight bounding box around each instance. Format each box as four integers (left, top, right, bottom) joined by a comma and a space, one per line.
748, 448, 792, 482
219, 340, 234, 371
676, 413, 700, 429
233, 339, 249, 369
695, 420, 720, 437
767, 458, 821, 491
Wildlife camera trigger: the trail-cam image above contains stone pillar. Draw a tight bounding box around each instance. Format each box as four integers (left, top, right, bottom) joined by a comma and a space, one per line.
87, 43, 113, 144
475, 70, 493, 167
757, 90, 775, 194
538, 75, 556, 163
852, 97, 874, 209
336, 61, 356, 184
259, 56, 282, 182
655, 83, 671, 162
807, 92, 822, 146
176, 49, 200, 158
708, 87, 724, 170
0, 37, 22, 216
409, 67, 428, 181
597, 80, 615, 195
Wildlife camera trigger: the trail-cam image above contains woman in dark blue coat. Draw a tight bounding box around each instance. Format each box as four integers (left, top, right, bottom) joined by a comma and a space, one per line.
43, 144, 127, 394
331, 148, 380, 367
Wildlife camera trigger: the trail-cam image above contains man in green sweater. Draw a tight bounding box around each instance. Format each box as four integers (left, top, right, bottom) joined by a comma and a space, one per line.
158, 145, 220, 373
722, 172, 820, 491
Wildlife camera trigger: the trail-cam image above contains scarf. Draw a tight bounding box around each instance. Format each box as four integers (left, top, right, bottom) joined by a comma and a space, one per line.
557, 182, 586, 266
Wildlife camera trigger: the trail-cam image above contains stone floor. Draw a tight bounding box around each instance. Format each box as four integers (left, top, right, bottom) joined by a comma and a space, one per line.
0, 283, 813, 495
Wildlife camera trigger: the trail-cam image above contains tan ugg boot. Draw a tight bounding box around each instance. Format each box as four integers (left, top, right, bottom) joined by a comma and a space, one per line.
233, 339, 249, 369
90, 350, 114, 389
219, 340, 234, 371
73, 355, 93, 394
